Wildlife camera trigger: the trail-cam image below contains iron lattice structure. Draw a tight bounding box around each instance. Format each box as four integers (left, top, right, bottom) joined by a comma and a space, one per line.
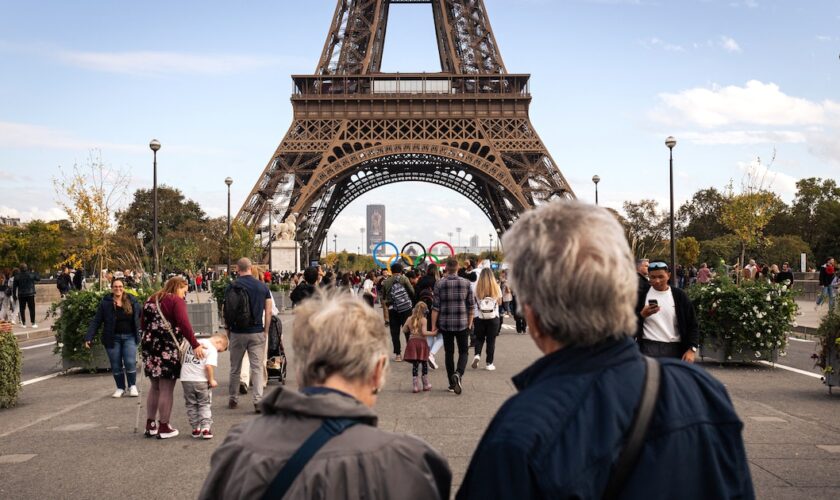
239, 0, 575, 262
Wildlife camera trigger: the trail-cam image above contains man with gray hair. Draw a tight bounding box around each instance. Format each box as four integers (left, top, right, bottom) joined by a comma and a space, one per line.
457, 201, 753, 499
225, 258, 272, 413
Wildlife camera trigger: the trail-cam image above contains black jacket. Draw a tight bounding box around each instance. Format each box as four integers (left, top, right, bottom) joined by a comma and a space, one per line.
13, 271, 39, 298
73, 269, 85, 290
635, 281, 699, 350
456, 337, 754, 499
290, 282, 316, 305
57, 273, 72, 293
85, 293, 142, 347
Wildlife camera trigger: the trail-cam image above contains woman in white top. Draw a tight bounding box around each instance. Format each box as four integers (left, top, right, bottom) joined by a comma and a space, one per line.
470, 268, 502, 371
362, 272, 375, 307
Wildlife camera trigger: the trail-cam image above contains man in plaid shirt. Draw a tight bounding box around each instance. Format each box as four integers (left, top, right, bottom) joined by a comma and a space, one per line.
431, 257, 474, 395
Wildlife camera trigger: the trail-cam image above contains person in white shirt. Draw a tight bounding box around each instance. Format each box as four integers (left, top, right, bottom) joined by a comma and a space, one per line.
181, 334, 229, 439
635, 262, 699, 361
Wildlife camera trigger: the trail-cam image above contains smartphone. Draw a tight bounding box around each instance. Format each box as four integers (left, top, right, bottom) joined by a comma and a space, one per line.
648, 299, 658, 307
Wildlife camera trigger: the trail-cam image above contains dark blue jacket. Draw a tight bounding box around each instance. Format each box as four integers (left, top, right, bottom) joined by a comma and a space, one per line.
85, 294, 142, 347
456, 337, 754, 500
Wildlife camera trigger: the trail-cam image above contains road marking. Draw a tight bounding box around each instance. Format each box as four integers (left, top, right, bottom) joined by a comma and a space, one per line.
788, 337, 814, 343
0, 454, 37, 464
817, 445, 840, 454
501, 324, 514, 330
21, 372, 63, 386
20, 341, 56, 351
749, 416, 787, 423
0, 394, 104, 439
758, 361, 822, 380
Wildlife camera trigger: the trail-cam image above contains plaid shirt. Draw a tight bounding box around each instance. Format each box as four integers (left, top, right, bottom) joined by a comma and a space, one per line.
432, 274, 474, 332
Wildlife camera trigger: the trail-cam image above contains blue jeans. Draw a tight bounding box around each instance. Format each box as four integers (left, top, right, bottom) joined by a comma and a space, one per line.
818, 286, 835, 309
106, 333, 137, 390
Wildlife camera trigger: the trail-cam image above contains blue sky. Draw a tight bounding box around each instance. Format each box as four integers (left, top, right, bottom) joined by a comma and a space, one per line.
1, 0, 839, 252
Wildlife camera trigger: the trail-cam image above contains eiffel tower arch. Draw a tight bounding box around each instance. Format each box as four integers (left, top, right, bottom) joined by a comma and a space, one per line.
238, 0, 575, 263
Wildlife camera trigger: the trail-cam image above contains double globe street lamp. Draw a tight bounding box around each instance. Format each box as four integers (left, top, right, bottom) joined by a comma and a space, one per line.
225, 177, 233, 274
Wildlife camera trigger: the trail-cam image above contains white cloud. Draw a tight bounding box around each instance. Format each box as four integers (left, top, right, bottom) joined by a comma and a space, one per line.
55, 50, 296, 76
806, 130, 840, 166
816, 35, 833, 42
680, 130, 805, 145
0, 121, 142, 152
653, 80, 837, 128
641, 37, 685, 52
0, 205, 66, 222
719, 36, 742, 53
735, 157, 798, 201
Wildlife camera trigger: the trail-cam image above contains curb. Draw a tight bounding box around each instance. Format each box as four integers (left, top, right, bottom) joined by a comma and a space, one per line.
13, 328, 54, 343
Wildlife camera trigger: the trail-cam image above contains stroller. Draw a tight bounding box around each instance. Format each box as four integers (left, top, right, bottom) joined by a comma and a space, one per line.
266, 315, 287, 384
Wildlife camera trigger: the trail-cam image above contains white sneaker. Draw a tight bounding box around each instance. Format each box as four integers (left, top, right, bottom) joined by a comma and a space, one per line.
128, 386, 140, 397
471, 355, 480, 369
486, 364, 496, 371
111, 389, 125, 398
31, 323, 38, 329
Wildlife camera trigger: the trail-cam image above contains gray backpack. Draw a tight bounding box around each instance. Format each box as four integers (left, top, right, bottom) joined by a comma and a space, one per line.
389, 279, 413, 314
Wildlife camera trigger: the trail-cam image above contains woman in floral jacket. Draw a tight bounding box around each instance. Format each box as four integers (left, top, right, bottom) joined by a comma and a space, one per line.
141, 276, 205, 439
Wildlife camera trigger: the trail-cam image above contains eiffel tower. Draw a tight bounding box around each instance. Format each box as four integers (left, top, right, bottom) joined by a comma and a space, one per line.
238, 0, 575, 262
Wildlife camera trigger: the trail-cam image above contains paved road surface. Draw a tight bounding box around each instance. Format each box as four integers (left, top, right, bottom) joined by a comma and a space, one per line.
2, 312, 839, 499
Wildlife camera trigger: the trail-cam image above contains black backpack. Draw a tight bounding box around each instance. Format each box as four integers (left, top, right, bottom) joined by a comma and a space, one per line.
224, 282, 253, 330
388, 278, 413, 314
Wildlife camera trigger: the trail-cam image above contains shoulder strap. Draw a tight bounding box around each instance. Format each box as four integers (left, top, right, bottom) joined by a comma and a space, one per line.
260, 418, 360, 500
602, 356, 661, 500
154, 296, 179, 346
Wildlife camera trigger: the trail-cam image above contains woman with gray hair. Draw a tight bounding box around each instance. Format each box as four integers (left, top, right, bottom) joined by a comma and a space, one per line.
200, 291, 452, 500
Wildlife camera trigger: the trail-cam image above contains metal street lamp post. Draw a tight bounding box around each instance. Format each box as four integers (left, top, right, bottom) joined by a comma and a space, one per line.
225, 177, 233, 274
665, 136, 677, 287
592, 175, 601, 205
456, 227, 462, 252
268, 199, 274, 272
489, 233, 493, 253
360, 227, 365, 254
149, 139, 161, 280
334, 233, 337, 255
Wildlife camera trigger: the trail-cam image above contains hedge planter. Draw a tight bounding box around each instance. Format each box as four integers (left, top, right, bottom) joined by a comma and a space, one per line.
60, 343, 115, 371
815, 309, 840, 392
701, 337, 779, 364
688, 278, 797, 365
0, 323, 22, 408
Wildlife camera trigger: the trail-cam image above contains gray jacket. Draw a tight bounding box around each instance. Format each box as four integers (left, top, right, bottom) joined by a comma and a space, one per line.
199, 387, 451, 500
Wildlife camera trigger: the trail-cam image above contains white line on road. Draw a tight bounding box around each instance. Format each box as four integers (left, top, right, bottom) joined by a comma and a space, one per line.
21, 372, 63, 386
20, 341, 56, 351
758, 361, 822, 380
0, 393, 104, 439
788, 337, 814, 343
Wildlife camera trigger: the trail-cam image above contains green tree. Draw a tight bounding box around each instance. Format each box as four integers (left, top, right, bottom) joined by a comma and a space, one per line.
754, 234, 812, 269
622, 199, 668, 259
677, 187, 727, 241
53, 151, 129, 282
676, 237, 701, 267
116, 185, 207, 251
0, 221, 64, 273
790, 177, 840, 249
698, 235, 740, 267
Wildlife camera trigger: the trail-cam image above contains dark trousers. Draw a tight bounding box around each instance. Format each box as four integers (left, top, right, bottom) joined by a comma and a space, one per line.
19, 295, 35, 324
442, 329, 469, 384
388, 309, 410, 355
474, 317, 500, 364
638, 339, 684, 359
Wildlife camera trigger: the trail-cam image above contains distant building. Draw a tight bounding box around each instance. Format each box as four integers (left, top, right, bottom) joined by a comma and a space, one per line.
469, 234, 479, 248
366, 205, 386, 255
0, 216, 21, 227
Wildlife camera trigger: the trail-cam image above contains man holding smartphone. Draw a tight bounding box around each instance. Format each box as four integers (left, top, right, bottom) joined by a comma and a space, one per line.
635, 261, 699, 361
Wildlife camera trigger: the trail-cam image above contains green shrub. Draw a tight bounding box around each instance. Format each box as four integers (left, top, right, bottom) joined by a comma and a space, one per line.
0, 327, 22, 408
48, 288, 152, 368
211, 276, 232, 310
814, 308, 840, 375
687, 278, 798, 359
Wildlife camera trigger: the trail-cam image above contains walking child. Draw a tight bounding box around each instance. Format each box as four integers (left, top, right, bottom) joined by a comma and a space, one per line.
402, 302, 435, 393
181, 334, 228, 439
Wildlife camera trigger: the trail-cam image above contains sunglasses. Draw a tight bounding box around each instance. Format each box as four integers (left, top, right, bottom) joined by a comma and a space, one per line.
648, 262, 670, 271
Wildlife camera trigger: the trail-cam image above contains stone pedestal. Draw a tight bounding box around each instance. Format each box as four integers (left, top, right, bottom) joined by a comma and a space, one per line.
271, 240, 299, 273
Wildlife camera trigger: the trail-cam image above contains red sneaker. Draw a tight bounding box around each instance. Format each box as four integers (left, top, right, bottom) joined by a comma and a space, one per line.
201, 429, 214, 440
144, 419, 158, 438
191, 428, 201, 439
157, 422, 179, 439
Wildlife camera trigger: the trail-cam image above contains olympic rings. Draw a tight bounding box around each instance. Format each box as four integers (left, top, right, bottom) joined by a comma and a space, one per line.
372, 242, 400, 269
372, 241, 454, 269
